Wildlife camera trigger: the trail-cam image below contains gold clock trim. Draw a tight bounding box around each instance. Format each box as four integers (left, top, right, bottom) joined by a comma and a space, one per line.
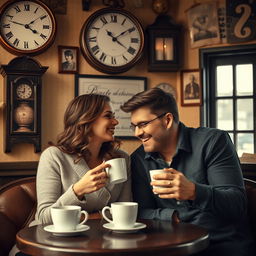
0, 0, 57, 55
80, 8, 145, 74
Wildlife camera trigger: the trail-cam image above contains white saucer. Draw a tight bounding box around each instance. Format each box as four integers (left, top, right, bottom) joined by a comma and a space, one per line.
103, 222, 146, 233
44, 224, 90, 236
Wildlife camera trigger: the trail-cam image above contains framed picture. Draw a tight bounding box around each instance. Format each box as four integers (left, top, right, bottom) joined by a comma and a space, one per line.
75, 74, 147, 138
226, 0, 256, 43
58, 46, 79, 74
181, 69, 201, 106
187, 2, 220, 48
42, 0, 67, 14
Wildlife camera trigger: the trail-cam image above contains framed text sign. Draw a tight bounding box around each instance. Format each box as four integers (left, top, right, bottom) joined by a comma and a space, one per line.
226, 0, 256, 43
75, 74, 147, 138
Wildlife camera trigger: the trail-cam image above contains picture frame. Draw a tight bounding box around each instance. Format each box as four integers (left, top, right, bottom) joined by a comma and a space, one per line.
75, 74, 147, 138
58, 46, 79, 74
181, 69, 201, 106
42, 0, 67, 14
187, 2, 220, 48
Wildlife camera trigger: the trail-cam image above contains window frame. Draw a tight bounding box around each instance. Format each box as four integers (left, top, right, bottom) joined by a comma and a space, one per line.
199, 44, 256, 154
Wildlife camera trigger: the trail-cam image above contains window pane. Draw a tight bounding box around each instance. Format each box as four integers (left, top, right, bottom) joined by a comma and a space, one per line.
216, 65, 233, 96
237, 133, 254, 157
237, 99, 253, 130
228, 133, 234, 144
216, 99, 233, 130
236, 64, 253, 96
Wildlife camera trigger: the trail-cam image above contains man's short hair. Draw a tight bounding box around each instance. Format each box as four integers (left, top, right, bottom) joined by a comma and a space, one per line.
121, 87, 179, 123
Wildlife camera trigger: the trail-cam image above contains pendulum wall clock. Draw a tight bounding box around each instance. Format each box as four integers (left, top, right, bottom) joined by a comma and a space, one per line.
0, 56, 48, 153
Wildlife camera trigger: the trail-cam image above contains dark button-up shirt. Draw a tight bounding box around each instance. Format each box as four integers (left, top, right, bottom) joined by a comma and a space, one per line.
131, 122, 255, 255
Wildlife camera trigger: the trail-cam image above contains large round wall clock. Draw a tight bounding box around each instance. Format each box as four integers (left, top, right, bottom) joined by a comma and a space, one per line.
80, 8, 145, 74
0, 0, 57, 55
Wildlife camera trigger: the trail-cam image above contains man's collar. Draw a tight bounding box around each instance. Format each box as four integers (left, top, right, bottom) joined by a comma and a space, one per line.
176, 122, 192, 153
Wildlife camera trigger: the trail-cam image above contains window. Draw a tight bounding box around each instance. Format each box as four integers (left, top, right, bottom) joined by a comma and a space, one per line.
200, 45, 256, 157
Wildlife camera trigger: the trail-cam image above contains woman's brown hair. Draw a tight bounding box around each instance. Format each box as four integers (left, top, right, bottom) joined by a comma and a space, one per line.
55, 94, 120, 163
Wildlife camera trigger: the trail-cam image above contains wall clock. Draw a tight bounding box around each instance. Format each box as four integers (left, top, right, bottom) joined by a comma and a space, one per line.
156, 82, 177, 99
0, 0, 57, 55
80, 8, 144, 74
0, 56, 48, 153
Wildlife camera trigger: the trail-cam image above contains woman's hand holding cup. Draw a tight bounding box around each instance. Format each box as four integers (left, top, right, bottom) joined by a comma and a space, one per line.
73, 162, 110, 198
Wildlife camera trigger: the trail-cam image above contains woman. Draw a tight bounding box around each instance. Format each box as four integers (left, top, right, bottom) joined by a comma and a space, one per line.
11, 93, 131, 255
33, 93, 131, 224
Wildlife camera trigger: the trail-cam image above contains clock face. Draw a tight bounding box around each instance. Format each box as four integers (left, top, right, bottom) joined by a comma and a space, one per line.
0, 0, 56, 55
80, 8, 144, 74
156, 83, 177, 99
16, 83, 33, 99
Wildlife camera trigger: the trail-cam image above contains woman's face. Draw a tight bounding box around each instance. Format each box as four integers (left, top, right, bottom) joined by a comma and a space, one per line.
89, 102, 119, 143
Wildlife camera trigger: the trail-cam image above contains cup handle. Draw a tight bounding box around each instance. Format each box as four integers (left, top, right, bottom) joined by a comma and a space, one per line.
78, 210, 89, 227
101, 206, 113, 224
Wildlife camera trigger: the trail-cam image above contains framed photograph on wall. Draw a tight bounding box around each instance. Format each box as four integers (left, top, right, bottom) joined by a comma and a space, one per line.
75, 74, 147, 138
181, 69, 201, 106
187, 2, 220, 48
58, 46, 79, 74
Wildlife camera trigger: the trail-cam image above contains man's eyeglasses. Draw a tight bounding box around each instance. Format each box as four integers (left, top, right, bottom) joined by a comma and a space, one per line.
130, 112, 167, 131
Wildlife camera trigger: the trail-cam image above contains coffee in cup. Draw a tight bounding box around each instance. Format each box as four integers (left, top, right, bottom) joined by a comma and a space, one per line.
51, 205, 88, 232
102, 202, 138, 228
105, 158, 127, 184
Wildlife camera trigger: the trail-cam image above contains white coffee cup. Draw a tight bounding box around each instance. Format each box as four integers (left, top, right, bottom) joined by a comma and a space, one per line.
149, 169, 167, 190
51, 205, 89, 232
102, 202, 138, 228
105, 158, 127, 184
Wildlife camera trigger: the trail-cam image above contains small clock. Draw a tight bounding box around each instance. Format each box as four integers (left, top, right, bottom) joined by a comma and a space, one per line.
0, 0, 57, 55
80, 8, 144, 74
16, 83, 33, 99
156, 82, 177, 99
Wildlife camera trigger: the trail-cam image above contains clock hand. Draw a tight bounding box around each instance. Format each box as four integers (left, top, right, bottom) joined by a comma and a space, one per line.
10, 20, 26, 26
9, 20, 38, 33
106, 30, 127, 49
28, 16, 44, 25
25, 25, 38, 34
106, 30, 117, 40
116, 29, 130, 38
115, 39, 127, 49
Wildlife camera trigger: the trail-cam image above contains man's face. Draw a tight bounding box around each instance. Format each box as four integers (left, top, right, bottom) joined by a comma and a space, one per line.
130, 107, 170, 153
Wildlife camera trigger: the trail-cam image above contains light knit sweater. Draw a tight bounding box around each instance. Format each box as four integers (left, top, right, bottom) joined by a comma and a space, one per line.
31, 146, 132, 225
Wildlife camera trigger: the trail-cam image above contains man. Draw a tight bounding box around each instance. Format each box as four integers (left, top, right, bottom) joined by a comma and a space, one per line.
184, 74, 200, 99
121, 88, 255, 256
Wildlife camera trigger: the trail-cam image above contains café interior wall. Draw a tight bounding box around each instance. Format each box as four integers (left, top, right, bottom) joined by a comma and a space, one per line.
0, 0, 220, 162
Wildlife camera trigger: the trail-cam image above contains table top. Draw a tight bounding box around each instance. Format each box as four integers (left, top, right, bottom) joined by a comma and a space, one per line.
16, 219, 209, 256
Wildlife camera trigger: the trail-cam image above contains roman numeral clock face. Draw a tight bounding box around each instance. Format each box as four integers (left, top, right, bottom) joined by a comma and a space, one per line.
80, 8, 144, 74
0, 0, 56, 55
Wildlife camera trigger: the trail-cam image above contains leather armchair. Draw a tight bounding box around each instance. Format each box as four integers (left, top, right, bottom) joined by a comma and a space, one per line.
244, 178, 256, 240
0, 176, 101, 256
0, 177, 36, 256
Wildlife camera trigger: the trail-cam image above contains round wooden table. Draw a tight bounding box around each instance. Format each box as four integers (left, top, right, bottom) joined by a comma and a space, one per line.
16, 219, 209, 256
